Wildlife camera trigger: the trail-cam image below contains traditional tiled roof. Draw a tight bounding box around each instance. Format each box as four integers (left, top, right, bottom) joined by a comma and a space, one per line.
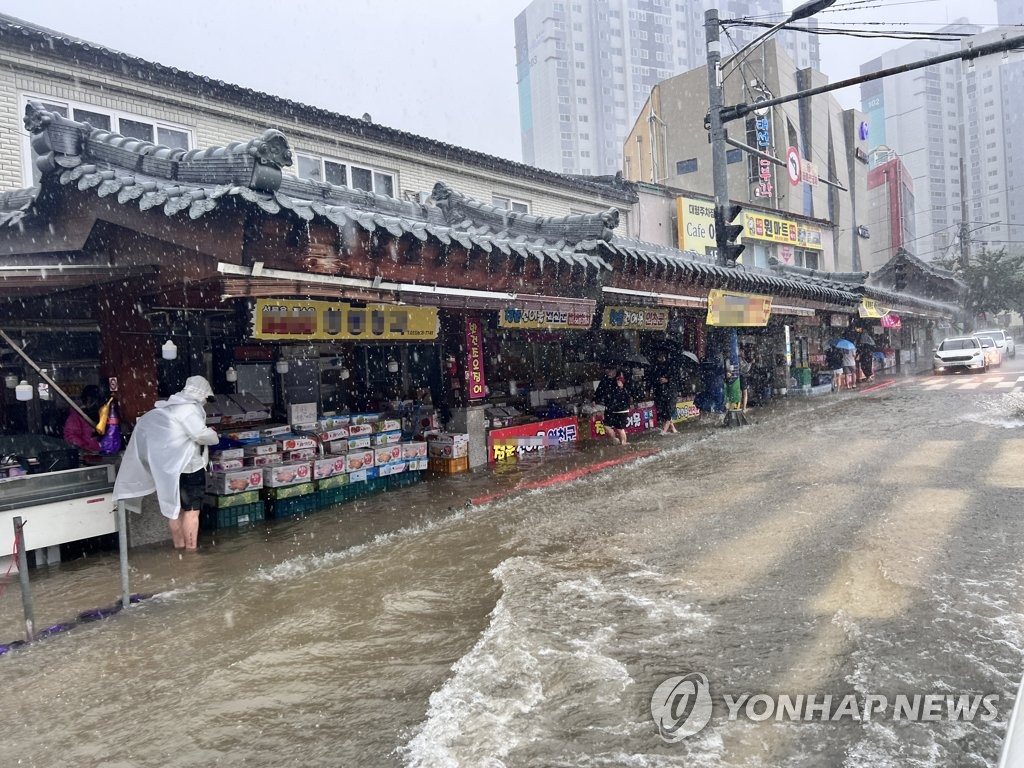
0, 13, 637, 205
871, 247, 968, 293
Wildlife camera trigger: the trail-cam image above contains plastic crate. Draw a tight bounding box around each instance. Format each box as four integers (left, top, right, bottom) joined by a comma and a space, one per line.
266, 493, 321, 519
200, 501, 266, 530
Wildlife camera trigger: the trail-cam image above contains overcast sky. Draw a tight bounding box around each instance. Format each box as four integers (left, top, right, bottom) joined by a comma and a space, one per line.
0, 0, 1002, 162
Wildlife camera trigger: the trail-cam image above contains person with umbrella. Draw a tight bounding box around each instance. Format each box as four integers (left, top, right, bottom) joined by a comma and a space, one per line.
825, 342, 844, 392
836, 338, 857, 389
858, 332, 875, 383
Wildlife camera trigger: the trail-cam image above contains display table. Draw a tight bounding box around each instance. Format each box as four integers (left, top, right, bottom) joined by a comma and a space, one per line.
488, 416, 580, 463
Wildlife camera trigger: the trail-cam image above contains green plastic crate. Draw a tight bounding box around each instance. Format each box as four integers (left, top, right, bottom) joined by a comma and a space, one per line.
200, 501, 266, 530
267, 493, 321, 519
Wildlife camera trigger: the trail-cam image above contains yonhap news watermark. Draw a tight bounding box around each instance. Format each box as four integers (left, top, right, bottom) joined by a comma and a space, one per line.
651, 673, 999, 743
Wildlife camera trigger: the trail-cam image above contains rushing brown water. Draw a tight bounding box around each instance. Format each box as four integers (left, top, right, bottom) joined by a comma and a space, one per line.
3, 375, 1024, 767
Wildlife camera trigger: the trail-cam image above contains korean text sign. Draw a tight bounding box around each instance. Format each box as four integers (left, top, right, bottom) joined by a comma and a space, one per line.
601, 306, 669, 331
253, 299, 438, 341
706, 289, 772, 327
465, 314, 486, 400
488, 417, 579, 462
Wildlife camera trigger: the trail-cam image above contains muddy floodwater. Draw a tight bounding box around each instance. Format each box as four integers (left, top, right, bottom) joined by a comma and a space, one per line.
3, 377, 1024, 767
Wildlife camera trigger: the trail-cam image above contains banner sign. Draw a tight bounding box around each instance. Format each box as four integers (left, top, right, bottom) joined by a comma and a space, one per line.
880, 312, 902, 329
465, 315, 486, 400
590, 404, 657, 438
671, 400, 700, 423
754, 116, 773, 198
601, 306, 670, 331
253, 299, 438, 341
676, 196, 725, 256
499, 306, 593, 330
858, 298, 891, 319
488, 416, 579, 463
743, 212, 823, 251
706, 289, 772, 327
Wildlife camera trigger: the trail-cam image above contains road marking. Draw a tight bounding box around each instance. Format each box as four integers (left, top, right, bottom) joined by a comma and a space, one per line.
958, 382, 983, 389
987, 440, 1024, 488
996, 381, 1017, 388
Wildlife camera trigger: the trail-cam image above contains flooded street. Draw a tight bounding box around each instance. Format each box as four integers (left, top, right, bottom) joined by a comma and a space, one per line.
3, 371, 1024, 767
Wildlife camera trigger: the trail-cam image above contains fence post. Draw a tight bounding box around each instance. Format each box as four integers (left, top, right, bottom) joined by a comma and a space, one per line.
13, 516, 33, 642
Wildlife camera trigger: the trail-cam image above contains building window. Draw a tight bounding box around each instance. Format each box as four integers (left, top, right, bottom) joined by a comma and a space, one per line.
21, 94, 192, 185
676, 158, 698, 174
492, 196, 530, 214
726, 148, 743, 164
295, 153, 395, 196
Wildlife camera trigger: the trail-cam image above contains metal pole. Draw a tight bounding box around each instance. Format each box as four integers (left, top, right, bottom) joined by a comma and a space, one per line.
706, 8, 731, 268
116, 500, 130, 610
13, 516, 34, 643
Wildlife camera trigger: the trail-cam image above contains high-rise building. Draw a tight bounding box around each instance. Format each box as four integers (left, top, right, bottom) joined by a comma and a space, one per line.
858, 22, 980, 263
960, 26, 1024, 256
514, 0, 820, 176
866, 150, 916, 272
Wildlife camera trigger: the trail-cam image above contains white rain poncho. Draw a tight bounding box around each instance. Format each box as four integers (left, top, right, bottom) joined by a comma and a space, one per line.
113, 382, 219, 520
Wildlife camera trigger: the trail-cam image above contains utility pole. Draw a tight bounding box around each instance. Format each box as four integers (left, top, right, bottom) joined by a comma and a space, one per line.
705, 8, 731, 269
959, 156, 970, 272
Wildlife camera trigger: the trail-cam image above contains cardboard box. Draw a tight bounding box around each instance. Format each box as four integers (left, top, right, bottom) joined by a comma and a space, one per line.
427, 456, 469, 474
349, 413, 379, 425
365, 466, 379, 480
348, 468, 368, 484
203, 489, 261, 508
374, 445, 403, 466
321, 416, 351, 429
326, 440, 349, 455
427, 437, 469, 459
347, 423, 373, 437
318, 427, 350, 442
210, 447, 245, 461
261, 424, 292, 438
246, 453, 283, 467
401, 441, 428, 459
207, 468, 264, 495
243, 441, 280, 456
210, 458, 244, 473
262, 461, 313, 487
262, 481, 316, 500
374, 419, 401, 433
344, 450, 375, 472
371, 431, 403, 446
378, 460, 407, 476
408, 457, 429, 471
347, 436, 372, 451
230, 392, 271, 422
287, 402, 318, 426
285, 448, 317, 462
279, 436, 318, 452
313, 455, 348, 480
316, 473, 350, 490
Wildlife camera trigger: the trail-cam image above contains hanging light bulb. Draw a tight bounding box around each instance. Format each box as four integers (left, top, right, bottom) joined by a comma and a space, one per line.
225, 366, 238, 383
340, 367, 350, 380
161, 339, 177, 360
15, 380, 32, 401
4, 373, 17, 389
387, 357, 399, 373
275, 359, 289, 374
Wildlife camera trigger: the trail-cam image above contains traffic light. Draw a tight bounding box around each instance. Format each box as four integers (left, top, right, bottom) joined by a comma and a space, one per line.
893, 261, 907, 292
714, 203, 745, 267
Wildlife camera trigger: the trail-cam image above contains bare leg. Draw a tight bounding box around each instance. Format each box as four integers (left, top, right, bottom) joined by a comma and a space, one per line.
181, 509, 200, 551
168, 515, 186, 550
619, 428, 628, 445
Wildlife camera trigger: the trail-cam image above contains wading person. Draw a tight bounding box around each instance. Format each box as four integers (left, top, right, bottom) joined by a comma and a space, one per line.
654, 372, 678, 435
603, 374, 632, 445
113, 376, 219, 552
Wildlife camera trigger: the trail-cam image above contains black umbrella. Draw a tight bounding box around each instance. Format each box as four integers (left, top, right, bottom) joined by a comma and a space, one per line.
858, 333, 875, 346
602, 352, 650, 367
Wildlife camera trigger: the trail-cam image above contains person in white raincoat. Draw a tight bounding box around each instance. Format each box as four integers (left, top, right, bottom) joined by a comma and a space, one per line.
113, 376, 219, 551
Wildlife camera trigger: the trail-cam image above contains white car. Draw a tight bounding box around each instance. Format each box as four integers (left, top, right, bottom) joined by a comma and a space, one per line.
978, 336, 1004, 368
934, 336, 988, 374
974, 329, 1016, 360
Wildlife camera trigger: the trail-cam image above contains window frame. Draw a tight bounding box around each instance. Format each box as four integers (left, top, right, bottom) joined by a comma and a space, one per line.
294, 152, 396, 197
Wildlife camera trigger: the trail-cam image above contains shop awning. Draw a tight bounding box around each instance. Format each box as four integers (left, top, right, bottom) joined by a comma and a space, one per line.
602, 286, 707, 309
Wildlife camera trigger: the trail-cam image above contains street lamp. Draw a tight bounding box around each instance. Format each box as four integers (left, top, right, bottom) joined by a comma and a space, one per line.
723, 0, 836, 77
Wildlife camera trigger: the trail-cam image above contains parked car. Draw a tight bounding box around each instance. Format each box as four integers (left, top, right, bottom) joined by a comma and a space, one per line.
978, 336, 1004, 368
974, 329, 1016, 359
933, 336, 988, 374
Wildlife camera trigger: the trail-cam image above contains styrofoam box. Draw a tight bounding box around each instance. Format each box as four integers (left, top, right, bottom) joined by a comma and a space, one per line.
374, 445, 403, 466
287, 402, 318, 426
378, 460, 407, 476
427, 440, 469, 459
348, 423, 373, 437
347, 436, 372, 451
313, 456, 348, 480
211, 448, 244, 461
374, 420, 401, 433
371, 431, 402, 446
279, 436, 318, 451
344, 450, 375, 472
244, 441, 281, 456
210, 459, 244, 473
246, 453, 282, 467
227, 429, 261, 441
408, 457, 429, 471
348, 468, 368, 484
327, 440, 349, 455
261, 424, 292, 438
262, 461, 313, 487
401, 441, 428, 459
318, 428, 349, 442
285, 448, 317, 462
206, 468, 264, 495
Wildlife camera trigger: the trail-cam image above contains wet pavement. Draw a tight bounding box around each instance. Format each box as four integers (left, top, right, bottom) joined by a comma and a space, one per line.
2, 362, 1023, 767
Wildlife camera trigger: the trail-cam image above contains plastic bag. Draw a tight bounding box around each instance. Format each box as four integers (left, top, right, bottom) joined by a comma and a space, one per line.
99, 399, 122, 455
95, 397, 113, 435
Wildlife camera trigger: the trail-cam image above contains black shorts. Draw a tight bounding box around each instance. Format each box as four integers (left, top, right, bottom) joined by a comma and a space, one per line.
605, 411, 629, 429
739, 376, 749, 392
179, 469, 206, 511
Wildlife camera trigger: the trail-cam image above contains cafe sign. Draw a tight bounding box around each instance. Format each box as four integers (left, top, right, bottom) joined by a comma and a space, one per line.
676, 196, 724, 256
706, 289, 772, 327
499, 306, 593, 330
253, 299, 438, 341
601, 306, 669, 331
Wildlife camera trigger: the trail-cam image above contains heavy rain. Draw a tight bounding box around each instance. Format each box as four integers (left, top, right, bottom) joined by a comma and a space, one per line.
0, 1, 1023, 767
